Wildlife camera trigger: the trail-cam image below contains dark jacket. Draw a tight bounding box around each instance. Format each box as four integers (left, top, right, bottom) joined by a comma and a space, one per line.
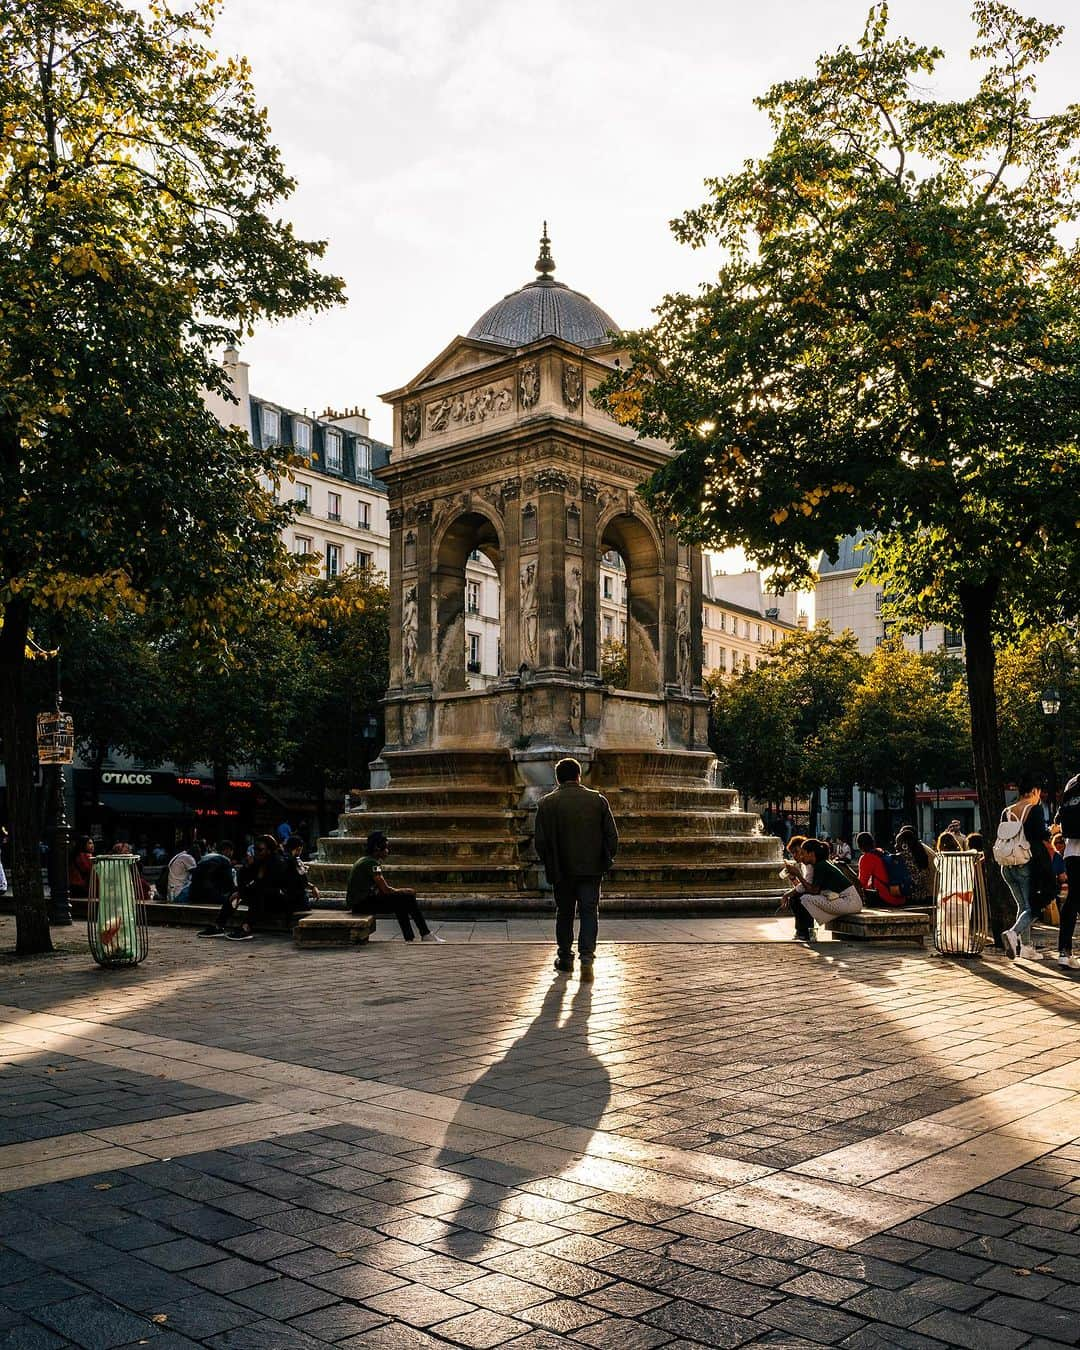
187, 852, 236, 906
534, 781, 618, 885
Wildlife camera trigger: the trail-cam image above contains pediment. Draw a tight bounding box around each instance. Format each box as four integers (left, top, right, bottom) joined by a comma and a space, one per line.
383, 336, 514, 403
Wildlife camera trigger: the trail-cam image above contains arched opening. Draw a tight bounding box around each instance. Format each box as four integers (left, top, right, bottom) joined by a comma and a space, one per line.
599, 514, 661, 694
433, 511, 503, 693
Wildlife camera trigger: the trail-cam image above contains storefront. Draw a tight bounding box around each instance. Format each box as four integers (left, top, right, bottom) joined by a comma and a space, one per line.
74, 770, 271, 848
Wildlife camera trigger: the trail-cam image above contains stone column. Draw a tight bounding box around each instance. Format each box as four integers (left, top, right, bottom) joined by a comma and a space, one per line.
501, 478, 522, 673
387, 506, 404, 688
689, 544, 705, 692
413, 501, 434, 690
535, 467, 569, 671
660, 523, 680, 691
580, 480, 600, 678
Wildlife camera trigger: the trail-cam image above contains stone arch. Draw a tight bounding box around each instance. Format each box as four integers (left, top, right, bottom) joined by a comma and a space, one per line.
432, 509, 504, 692
600, 511, 662, 694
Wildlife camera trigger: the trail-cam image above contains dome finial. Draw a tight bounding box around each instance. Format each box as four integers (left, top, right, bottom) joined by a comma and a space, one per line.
535, 221, 555, 278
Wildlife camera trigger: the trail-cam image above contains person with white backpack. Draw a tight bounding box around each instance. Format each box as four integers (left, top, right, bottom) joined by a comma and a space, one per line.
993, 774, 1052, 961
1053, 772, 1080, 970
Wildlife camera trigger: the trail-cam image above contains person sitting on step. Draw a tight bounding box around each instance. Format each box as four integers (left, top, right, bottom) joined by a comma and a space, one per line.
346, 830, 443, 944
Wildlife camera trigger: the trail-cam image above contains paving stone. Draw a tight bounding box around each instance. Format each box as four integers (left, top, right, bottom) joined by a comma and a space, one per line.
287, 1303, 389, 1342
573, 1316, 674, 1349
520, 1298, 607, 1332
973, 1265, 1063, 1301
584, 1281, 669, 1315
780, 1272, 865, 1305
33, 1293, 158, 1349
759, 1297, 868, 1345
840, 1289, 941, 1328
445, 1272, 548, 1313
361, 1285, 478, 1329
306, 1263, 406, 1301
0, 1324, 72, 1348
136, 1238, 226, 1272
204, 1319, 329, 1349
0, 1275, 85, 1312
228, 1275, 338, 1320
183, 1256, 278, 1294
911, 1310, 1027, 1350
974, 1293, 1079, 1341
430, 1309, 531, 1348
137, 1293, 257, 1339
643, 1298, 759, 1348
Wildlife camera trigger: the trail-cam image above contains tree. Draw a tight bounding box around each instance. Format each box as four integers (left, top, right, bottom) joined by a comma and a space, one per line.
831, 641, 970, 822
600, 638, 628, 688
598, 3, 1080, 935
282, 568, 391, 830
707, 624, 865, 819
993, 633, 1079, 788
0, 0, 343, 952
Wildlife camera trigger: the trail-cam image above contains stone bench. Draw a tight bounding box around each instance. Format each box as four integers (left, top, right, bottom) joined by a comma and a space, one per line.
827, 907, 931, 944
293, 912, 376, 948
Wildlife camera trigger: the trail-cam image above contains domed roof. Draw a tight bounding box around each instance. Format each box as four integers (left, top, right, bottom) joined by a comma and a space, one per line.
467, 225, 620, 349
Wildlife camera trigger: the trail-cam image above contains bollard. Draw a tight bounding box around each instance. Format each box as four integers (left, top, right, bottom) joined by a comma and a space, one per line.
87, 855, 149, 968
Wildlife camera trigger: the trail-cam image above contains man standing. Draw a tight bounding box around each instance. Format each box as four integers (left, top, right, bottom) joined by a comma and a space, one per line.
533, 758, 618, 978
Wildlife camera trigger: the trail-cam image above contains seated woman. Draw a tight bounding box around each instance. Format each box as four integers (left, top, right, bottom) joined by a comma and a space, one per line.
856, 831, 903, 906
894, 826, 934, 904
68, 836, 95, 897
791, 838, 863, 938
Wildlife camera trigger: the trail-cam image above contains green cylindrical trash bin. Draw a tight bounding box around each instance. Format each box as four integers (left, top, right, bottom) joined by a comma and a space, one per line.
933, 848, 990, 956
87, 854, 149, 968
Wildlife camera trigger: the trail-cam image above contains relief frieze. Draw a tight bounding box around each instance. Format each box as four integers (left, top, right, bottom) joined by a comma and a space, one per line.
426, 382, 513, 433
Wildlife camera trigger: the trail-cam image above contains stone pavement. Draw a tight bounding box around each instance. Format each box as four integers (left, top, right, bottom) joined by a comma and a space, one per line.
0, 918, 1079, 1348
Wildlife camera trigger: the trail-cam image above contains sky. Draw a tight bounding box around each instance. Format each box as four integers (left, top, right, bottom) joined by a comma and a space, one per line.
212, 0, 1080, 446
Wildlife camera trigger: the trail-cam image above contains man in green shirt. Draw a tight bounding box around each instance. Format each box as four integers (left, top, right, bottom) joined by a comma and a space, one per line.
347, 830, 443, 943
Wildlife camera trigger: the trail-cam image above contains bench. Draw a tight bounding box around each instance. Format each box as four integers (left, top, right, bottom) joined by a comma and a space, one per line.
827, 907, 931, 945
293, 912, 376, 947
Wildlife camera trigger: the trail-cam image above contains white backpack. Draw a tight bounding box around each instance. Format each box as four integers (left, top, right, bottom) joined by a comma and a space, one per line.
992, 803, 1032, 868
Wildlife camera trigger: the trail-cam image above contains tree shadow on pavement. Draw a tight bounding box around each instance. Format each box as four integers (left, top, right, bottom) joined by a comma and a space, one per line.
434, 972, 610, 1260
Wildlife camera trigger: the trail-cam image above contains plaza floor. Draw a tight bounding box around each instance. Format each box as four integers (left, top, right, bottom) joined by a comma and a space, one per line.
0, 917, 1079, 1348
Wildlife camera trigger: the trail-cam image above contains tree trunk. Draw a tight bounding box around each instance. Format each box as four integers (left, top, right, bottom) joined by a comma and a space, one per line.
903, 780, 918, 827
959, 581, 1008, 943
0, 599, 53, 955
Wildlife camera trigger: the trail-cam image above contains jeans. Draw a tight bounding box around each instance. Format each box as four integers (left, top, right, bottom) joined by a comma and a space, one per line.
1061, 857, 1080, 955
554, 877, 600, 960
1002, 862, 1033, 939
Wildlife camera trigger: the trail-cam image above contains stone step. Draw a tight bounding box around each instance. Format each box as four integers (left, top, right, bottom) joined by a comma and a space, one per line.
603, 787, 743, 811
338, 809, 525, 837
357, 786, 521, 810
308, 862, 535, 893
377, 748, 518, 785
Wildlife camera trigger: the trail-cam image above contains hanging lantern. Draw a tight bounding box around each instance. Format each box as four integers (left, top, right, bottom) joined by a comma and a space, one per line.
87, 855, 149, 968
36, 710, 74, 765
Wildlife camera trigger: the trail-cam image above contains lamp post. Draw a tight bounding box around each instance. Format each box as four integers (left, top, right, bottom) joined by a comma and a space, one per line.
36, 653, 74, 926
1040, 638, 1067, 807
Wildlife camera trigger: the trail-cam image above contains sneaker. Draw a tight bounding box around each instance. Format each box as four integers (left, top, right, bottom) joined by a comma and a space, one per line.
1057, 954, 1080, 970
1002, 929, 1019, 960
554, 956, 574, 973
196, 926, 227, 938
1019, 943, 1039, 961
420, 933, 445, 944
226, 928, 254, 941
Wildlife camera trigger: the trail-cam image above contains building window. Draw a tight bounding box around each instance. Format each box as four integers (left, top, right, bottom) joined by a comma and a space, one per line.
944, 628, 962, 649
356, 550, 372, 570
294, 482, 310, 512
718, 612, 726, 632
522, 502, 537, 542
467, 633, 481, 673
566, 503, 581, 542
325, 431, 342, 472
358, 500, 371, 530
356, 441, 371, 477
755, 624, 762, 642
467, 580, 480, 614
603, 576, 613, 599
327, 491, 341, 522
326, 543, 341, 578
293, 535, 311, 555
261, 406, 280, 446
743, 653, 751, 670
620, 620, 627, 641
404, 531, 416, 567
744, 621, 752, 639
603, 616, 614, 641
294, 420, 311, 453
703, 643, 711, 668
717, 648, 727, 671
